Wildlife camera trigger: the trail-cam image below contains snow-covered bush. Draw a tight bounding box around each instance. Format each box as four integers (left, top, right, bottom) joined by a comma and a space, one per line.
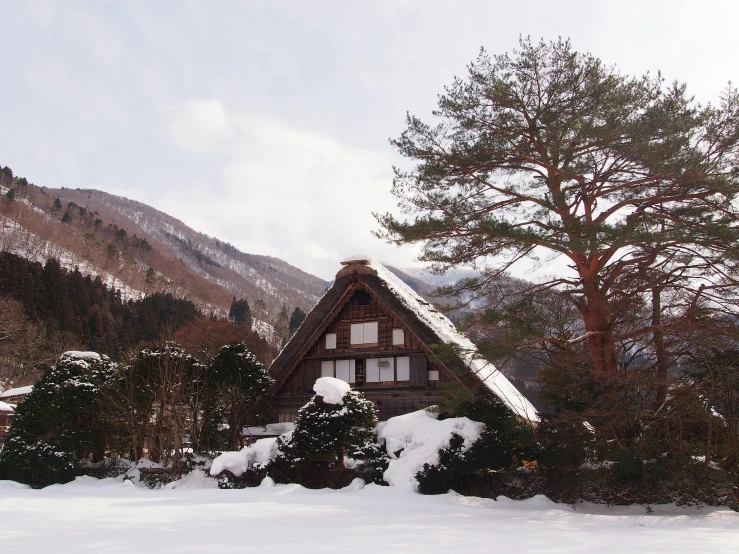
415, 397, 539, 495
272, 378, 387, 488
0, 351, 117, 487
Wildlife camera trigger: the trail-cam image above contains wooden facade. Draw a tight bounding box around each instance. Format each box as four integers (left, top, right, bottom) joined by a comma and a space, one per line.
0, 403, 12, 449
274, 285, 449, 421
270, 257, 538, 424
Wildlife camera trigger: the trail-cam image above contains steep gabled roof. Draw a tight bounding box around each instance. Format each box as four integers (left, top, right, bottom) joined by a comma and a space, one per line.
270, 255, 538, 423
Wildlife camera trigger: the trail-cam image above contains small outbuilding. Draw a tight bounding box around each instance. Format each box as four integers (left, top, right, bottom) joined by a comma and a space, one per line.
269, 255, 538, 423
0, 400, 13, 448
0, 385, 33, 406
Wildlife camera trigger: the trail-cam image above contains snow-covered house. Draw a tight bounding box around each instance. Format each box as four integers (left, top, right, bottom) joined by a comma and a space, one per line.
0, 385, 33, 406
269, 256, 538, 423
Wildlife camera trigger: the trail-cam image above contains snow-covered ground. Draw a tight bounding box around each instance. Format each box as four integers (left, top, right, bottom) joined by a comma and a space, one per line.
0, 475, 736, 553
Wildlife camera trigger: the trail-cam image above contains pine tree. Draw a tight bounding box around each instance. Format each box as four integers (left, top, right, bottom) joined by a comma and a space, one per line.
275, 303, 289, 345
0, 165, 13, 187
204, 342, 274, 451
377, 38, 739, 380
277, 385, 379, 469
0, 351, 117, 487
289, 307, 307, 335
228, 297, 252, 327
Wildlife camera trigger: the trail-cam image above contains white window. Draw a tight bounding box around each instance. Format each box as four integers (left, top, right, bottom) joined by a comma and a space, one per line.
379, 358, 394, 382
335, 359, 355, 383
321, 360, 334, 377
350, 322, 379, 345
392, 329, 405, 346
350, 324, 363, 345
428, 370, 440, 381
319, 359, 355, 383
325, 333, 337, 350
366, 358, 380, 382
396, 356, 410, 381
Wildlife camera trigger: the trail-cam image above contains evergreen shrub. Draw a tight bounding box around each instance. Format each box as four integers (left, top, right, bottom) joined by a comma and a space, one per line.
416, 397, 539, 496
0, 352, 116, 487
273, 387, 387, 488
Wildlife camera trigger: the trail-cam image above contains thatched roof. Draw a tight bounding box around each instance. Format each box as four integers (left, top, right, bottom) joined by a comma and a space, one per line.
269, 255, 538, 422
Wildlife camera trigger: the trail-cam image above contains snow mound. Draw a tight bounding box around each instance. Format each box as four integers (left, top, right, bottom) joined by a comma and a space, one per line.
63, 351, 102, 360
378, 409, 485, 490
0, 400, 13, 412
163, 469, 218, 490
210, 438, 279, 477
259, 476, 276, 488
343, 478, 366, 491
313, 377, 351, 405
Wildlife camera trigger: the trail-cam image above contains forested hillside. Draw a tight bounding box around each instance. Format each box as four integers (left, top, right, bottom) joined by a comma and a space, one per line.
48, 187, 328, 319
0, 165, 327, 344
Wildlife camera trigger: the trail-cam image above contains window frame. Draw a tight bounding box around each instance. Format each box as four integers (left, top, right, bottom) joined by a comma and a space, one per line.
349, 321, 379, 346
325, 333, 337, 350
318, 359, 356, 384
364, 355, 412, 385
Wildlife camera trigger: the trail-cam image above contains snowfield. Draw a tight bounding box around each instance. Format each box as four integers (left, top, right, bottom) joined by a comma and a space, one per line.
0, 475, 736, 553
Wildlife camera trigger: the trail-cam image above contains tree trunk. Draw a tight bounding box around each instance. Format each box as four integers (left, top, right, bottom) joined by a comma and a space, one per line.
580, 284, 618, 377
652, 285, 669, 410
336, 447, 345, 469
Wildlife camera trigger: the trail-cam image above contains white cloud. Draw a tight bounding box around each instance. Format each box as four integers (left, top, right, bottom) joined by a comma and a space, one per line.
159, 100, 413, 278
23, 0, 56, 28
167, 99, 232, 155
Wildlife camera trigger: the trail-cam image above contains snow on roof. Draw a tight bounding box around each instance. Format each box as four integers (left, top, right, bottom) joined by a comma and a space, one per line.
345, 255, 539, 422
63, 351, 101, 360
313, 377, 351, 405
244, 422, 295, 437
0, 385, 33, 399
0, 400, 14, 412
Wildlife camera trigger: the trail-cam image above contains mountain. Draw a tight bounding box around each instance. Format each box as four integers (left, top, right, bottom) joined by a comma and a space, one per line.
0, 170, 327, 335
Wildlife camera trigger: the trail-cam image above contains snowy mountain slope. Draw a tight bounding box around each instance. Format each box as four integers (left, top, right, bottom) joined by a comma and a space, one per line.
46, 188, 328, 319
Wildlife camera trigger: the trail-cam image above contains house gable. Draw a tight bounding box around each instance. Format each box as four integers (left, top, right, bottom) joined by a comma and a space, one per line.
269, 256, 538, 423
274, 279, 454, 420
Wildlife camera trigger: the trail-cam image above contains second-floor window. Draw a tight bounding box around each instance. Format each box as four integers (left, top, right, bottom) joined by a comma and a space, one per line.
350, 321, 378, 345
365, 356, 410, 384
325, 333, 337, 350
321, 359, 355, 383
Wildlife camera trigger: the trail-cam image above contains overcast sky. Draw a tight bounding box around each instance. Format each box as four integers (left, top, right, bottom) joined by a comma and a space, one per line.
2, 1, 738, 280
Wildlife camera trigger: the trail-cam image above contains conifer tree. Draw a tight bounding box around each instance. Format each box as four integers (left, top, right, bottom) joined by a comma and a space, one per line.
275, 303, 290, 345
0, 351, 117, 487
277, 381, 379, 469
228, 297, 252, 328
204, 342, 274, 451
289, 307, 307, 335
377, 38, 739, 380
